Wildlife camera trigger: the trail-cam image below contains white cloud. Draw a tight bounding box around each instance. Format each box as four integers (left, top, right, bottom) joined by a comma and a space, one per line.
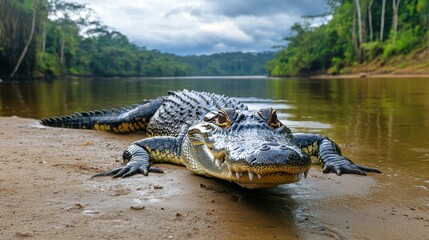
201, 21, 253, 43
68, 0, 327, 55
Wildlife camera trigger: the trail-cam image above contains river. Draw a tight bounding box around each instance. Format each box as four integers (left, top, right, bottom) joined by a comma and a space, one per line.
0, 76, 428, 239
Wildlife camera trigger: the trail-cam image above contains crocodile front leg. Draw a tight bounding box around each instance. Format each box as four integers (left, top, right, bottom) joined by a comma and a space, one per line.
293, 133, 381, 175
92, 136, 183, 178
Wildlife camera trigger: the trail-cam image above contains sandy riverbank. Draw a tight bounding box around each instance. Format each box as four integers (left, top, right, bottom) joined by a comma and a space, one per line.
0, 117, 428, 239
313, 73, 429, 79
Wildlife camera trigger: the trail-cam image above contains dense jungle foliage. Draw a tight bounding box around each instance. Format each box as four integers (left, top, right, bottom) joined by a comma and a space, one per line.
0, 0, 183, 78
0, 0, 272, 80
267, 0, 429, 76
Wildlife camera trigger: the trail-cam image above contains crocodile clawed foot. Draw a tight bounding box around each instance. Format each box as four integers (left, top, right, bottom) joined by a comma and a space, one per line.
322, 156, 381, 176
91, 163, 164, 179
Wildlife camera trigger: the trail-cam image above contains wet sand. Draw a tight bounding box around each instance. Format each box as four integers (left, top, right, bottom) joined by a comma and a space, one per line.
0, 116, 428, 239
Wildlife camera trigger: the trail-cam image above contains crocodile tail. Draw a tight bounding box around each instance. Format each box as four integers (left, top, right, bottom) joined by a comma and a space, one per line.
40, 97, 164, 133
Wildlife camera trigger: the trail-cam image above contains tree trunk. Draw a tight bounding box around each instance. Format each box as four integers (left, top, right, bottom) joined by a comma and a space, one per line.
355, 0, 363, 45
10, 0, 37, 79
380, 0, 386, 41
392, 0, 401, 44
368, 0, 374, 42
39, 20, 46, 65
352, 7, 359, 55
355, 0, 364, 62
60, 25, 65, 66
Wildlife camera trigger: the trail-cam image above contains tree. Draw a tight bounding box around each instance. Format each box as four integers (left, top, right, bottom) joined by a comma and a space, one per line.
354, 0, 364, 61
380, 0, 386, 41
10, 0, 38, 79
417, 0, 429, 54
0, 0, 47, 79
392, 0, 401, 44
48, 0, 89, 70
355, 0, 363, 45
368, 0, 374, 41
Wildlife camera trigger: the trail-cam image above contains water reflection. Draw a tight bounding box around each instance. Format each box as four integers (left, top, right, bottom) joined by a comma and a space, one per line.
242, 98, 332, 130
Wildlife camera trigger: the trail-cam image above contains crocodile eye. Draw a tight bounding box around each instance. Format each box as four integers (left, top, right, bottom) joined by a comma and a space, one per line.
259, 108, 281, 128
218, 112, 227, 124
216, 109, 231, 128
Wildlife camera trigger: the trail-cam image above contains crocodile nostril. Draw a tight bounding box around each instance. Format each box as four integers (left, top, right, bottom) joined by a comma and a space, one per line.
279, 145, 289, 150
260, 145, 271, 151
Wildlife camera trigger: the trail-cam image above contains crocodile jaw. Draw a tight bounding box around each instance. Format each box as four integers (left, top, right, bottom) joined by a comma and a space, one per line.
186, 123, 311, 188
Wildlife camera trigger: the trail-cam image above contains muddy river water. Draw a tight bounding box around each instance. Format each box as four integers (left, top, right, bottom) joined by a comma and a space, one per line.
0, 76, 428, 239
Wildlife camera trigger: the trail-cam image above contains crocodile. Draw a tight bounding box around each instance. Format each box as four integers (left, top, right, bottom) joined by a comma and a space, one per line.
40, 89, 381, 188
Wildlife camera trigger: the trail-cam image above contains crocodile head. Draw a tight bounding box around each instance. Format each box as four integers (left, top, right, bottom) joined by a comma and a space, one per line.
186, 108, 311, 188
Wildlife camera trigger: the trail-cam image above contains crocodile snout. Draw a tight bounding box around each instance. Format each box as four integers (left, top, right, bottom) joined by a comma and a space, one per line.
247, 143, 311, 171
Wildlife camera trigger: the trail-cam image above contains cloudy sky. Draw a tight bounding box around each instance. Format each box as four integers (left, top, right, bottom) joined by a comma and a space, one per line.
71, 0, 328, 55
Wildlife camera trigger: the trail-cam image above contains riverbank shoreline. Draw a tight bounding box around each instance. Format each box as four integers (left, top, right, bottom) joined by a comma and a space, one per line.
312, 73, 429, 79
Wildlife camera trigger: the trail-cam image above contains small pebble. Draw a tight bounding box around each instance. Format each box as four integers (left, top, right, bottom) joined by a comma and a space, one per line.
130, 205, 145, 210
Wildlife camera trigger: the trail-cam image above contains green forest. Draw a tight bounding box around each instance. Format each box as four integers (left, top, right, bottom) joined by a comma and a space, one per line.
0, 0, 182, 78
0, 0, 272, 80
267, 0, 429, 76
1, 0, 428, 80
175, 52, 274, 76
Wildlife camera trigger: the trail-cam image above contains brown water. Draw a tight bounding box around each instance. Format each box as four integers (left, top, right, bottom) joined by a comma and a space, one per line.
1, 76, 428, 239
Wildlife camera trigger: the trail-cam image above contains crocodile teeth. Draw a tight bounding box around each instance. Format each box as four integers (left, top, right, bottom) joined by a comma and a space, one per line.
298, 172, 304, 180
215, 159, 222, 168
235, 172, 242, 179
248, 172, 254, 181
228, 171, 233, 177
257, 174, 262, 179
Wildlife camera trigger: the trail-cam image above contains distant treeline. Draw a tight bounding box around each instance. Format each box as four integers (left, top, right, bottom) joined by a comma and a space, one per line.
267, 0, 429, 76
176, 52, 274, 76
0, 0, 272, 80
